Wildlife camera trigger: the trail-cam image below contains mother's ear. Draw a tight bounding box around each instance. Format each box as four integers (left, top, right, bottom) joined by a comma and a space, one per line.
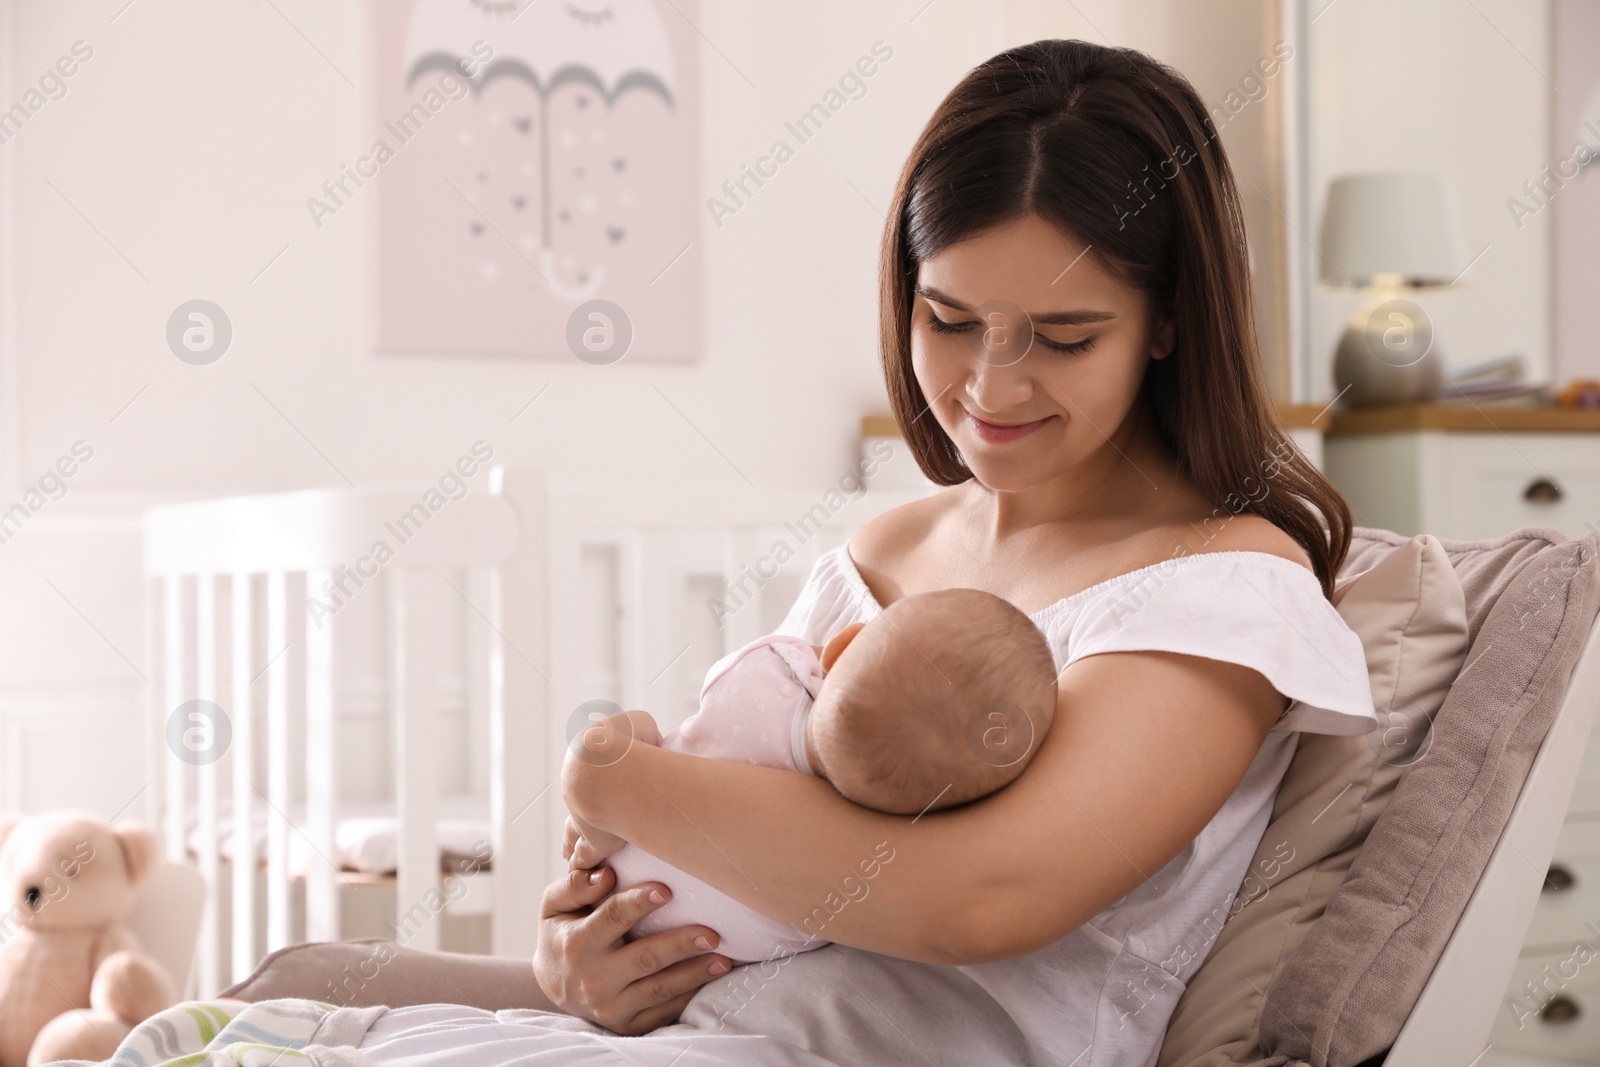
1150, 316, 1176, 361
113, 822, 160, 884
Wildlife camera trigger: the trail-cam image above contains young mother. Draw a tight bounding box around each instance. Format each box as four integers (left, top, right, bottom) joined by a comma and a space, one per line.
361, 37, 1376, 1067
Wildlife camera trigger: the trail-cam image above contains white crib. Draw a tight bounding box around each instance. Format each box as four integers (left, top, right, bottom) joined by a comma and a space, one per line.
143, 467, 929, 995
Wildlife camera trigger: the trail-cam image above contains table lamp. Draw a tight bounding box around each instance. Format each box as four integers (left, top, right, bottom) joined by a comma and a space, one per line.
1318, 172, 1468, 406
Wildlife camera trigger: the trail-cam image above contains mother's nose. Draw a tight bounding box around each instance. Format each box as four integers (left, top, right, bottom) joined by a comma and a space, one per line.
965, 355, 1034, 414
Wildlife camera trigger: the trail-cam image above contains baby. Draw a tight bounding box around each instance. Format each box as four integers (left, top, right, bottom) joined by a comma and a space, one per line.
594, 586, 1059, 963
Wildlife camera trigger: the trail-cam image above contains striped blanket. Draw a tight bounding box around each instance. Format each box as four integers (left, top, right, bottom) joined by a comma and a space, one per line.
56, 999, 379, 1067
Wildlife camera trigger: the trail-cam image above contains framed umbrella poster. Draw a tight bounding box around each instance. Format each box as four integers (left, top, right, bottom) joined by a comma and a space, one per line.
364, 0, 701, 362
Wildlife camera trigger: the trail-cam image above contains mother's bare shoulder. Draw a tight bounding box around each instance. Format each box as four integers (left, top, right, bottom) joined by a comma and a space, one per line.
1174, 511, 1313, 573
849, 485, 964, 572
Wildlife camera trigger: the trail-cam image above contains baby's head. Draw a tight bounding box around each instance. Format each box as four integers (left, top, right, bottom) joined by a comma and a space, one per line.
804, 589, 1057, 815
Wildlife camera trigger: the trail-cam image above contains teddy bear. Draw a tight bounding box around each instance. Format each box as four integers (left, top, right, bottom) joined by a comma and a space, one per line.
0, 811, 177, 1067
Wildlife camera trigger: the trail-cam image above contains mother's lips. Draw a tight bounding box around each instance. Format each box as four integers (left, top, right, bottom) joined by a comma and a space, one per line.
967, 412, 1053, 442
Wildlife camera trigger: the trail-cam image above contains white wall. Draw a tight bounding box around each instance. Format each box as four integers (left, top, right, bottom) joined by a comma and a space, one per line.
1306, 0, 1552, 396
9, 0, 931, 499
0, 0, 1308, 815
3, 0, 1291, 501
1552, 0, 1600, 384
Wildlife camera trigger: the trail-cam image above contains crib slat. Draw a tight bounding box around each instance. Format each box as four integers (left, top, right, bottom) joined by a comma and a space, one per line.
544, 500, 584, 903
230, 572, 257, 982
633, 529, 680, 721
143, 577, 163, 833
617, 531, 644, 707
304, 567, 338, 943
194, 576, 221, 995
161, 575, 189, 870
466, 568, 493, 798
391, 567, 441, 951
491, 468, 548, 956
265, 571, 292, 952
162, 576, 188, 864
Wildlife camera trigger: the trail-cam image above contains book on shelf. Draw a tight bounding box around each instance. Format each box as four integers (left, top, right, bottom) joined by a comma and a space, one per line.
1446, 352, 1527, 388
1436, 352, 1550, 406
1437, 381, 1552, 406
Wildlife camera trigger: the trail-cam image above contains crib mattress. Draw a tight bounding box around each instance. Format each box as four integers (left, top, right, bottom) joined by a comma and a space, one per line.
183, 796, 493, 877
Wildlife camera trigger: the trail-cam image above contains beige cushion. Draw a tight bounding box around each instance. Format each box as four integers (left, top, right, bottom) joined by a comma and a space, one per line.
1159, 534, 1469, 1066
1255, 528, 1599, 1064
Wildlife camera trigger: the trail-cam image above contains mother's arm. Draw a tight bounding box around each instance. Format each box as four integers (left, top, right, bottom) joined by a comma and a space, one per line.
565, 648, 1287, 966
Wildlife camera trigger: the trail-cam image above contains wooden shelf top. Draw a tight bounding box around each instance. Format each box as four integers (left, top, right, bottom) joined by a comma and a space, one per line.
1275, 404, 1333, 430
862, 414, 900, 438
1327, 404, 1600, 435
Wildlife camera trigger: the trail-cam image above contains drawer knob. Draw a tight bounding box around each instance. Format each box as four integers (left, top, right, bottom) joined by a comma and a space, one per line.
1542, 994, 1581, 1024
1546, 864, 1577, 892
1524, 477, 1564, 504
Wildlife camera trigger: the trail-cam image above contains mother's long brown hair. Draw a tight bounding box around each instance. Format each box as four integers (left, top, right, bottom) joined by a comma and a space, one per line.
879, 39, 1351, 595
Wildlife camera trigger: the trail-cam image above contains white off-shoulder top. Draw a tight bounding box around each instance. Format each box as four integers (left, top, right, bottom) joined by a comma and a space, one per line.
748, 543, 1378, 1067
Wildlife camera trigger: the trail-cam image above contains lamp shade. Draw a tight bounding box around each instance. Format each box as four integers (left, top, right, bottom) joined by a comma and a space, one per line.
1318, 172, 1468, 287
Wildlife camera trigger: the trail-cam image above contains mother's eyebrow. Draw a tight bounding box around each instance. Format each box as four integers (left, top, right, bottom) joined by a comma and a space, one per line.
914, 285, 1117, 326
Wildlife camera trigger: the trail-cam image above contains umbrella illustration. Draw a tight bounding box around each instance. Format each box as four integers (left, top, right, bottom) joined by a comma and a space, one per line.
402, 0, 678, 302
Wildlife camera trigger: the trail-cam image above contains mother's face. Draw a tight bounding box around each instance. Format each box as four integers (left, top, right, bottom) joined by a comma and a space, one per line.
910, 214, 1174, 493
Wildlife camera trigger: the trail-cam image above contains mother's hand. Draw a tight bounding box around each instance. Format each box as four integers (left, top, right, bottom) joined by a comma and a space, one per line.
534, 865, 733, 1035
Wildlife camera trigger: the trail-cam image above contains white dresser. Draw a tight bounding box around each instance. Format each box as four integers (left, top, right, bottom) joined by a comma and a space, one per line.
1327, 403, 1600, 1057
1324, 405, 1600, 543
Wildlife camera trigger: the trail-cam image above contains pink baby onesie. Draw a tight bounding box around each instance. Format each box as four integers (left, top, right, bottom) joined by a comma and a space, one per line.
604, 633, 827, 963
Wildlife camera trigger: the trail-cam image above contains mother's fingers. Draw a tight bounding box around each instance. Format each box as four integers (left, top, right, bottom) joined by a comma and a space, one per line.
621, 925, 726, 984
617, 953, 733, 1036
535, 866, 735, 1036
583, 882, 676, 944
621, 989, 699, 1037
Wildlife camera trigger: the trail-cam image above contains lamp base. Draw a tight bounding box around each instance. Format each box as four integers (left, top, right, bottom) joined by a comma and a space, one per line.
1332, 296, 1442, 407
